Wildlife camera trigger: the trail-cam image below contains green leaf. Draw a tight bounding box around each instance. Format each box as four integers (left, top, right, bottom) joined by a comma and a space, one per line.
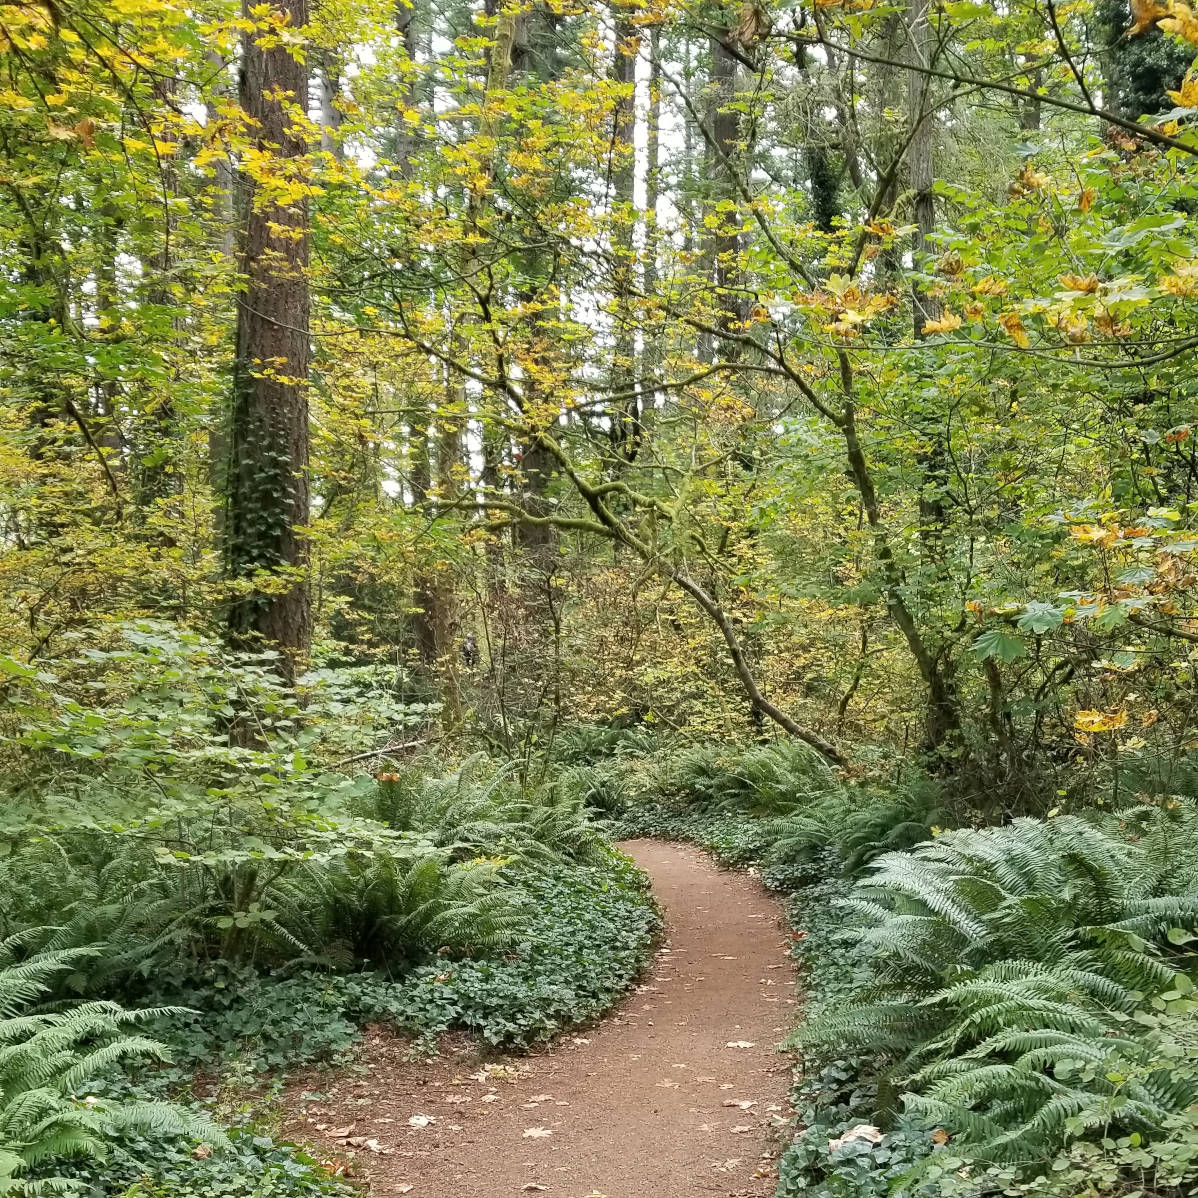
1017, 602, 1063, 634
972, 628, 1028, 664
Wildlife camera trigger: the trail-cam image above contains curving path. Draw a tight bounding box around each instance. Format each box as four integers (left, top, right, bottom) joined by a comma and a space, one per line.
288, 840, 797, 1198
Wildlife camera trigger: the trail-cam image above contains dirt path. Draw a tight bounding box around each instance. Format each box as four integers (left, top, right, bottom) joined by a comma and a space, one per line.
289, 840, 797, 1198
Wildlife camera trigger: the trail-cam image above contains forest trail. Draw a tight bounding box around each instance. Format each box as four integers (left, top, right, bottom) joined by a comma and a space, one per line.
288, 840, 797, 1197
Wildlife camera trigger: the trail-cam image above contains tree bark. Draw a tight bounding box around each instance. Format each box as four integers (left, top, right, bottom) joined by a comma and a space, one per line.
607, 0, 640, 461
225, 0, 312, 679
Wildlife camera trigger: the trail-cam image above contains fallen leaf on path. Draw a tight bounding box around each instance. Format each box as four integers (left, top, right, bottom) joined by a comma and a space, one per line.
396, 1186, 413, 1194
344, 1136, 386, 1153
327, 1126, 354, 1138
443, 1095, 470, 1104
522, 1127, 552, 1138
521, 1186, 547, 1192
712, 1158, 742, 1171
529, 1094, 553, 1102
572, 1037, 590, 1045
655, 1080, 679, 1088
730, 1125, 753, 1134
480, 1093, 500, 1103
407, 1115, 435, 1128
725, 1041, 755, 1048
723, 1100, 757, 1109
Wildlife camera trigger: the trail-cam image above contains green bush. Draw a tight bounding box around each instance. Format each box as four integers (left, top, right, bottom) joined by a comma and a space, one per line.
792, 808, 1198, 1171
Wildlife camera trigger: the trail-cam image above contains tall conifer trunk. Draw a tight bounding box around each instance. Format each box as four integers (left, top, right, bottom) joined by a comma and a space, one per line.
225, 0, 312, 678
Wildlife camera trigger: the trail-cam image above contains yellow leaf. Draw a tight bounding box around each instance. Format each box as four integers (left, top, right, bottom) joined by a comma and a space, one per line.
998, 310, 1030, 348
1075, 709, 1129, 733
1164, 68, 1193, 104
1059, 273, 1099, 294
1128, 0, 1170, 35
1161, 1, 1198, 43
922, 312, 962, 335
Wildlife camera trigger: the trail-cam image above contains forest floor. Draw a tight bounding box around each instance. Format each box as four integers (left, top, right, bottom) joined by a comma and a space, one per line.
284, 840, 798, 1198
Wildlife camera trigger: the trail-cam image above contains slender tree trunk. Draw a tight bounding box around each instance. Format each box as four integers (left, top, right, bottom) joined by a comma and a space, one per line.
225, 0, 312, 679
136, 74, 182, 518
641, 27, 661, 434
608, 1, 640, 461
709, 23, 746, 357
320, 50, 345, 160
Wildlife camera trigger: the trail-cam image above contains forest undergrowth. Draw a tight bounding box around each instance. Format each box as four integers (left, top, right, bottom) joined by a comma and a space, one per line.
605, 730, 1198, 1198
0, 629, 662, 1196
5, 627, 1198, 1198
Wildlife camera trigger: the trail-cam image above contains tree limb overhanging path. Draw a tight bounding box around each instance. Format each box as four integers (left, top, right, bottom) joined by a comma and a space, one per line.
287, 842, 797, 1196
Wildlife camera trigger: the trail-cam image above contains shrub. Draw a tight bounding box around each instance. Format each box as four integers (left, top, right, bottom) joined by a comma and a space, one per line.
794, 809, 1198, 1167
0, 937, 225, 1196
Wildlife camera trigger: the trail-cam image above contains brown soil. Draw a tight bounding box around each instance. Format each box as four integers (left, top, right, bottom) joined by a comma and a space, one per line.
286, 840, 798, 1198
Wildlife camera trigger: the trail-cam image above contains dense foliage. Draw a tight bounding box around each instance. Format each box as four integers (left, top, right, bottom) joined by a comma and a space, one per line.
7, 0, 1198, 1191
0, 631, 659, 1193
611, 739, 1198, 1198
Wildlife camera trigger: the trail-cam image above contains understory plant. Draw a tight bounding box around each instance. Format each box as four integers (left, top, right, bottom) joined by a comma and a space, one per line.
0, 937, 226, 1196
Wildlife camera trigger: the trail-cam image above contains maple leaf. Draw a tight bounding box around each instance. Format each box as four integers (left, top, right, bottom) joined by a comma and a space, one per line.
922, 312, 962, 335
1167, 69, 1198, 106
1161, 1, 1198, 42
1128, 0, 1170, 35
998, 310, 1030, 348
1075, 709, 1129, 733
973, 275, 1008, 296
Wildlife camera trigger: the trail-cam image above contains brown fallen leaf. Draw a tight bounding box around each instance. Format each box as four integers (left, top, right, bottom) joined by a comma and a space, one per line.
521, 1186, 548, 1193
327, 1125, 354, 1138
730, 1124, 753, 1134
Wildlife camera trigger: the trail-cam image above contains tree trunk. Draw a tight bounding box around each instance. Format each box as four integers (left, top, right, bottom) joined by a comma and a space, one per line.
608, 1, 640, 461
225, 0, 312, 679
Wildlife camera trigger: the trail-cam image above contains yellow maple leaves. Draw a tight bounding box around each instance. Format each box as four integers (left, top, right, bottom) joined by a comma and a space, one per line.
1127, 0, 1198, 42
922, 312, 962, 335
1074, 709, 1129, 733
1167, 70, 1198, 107
1059, 273, 1099, 294
998, 310, 1030, 348
1160, 262, 1198, 295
